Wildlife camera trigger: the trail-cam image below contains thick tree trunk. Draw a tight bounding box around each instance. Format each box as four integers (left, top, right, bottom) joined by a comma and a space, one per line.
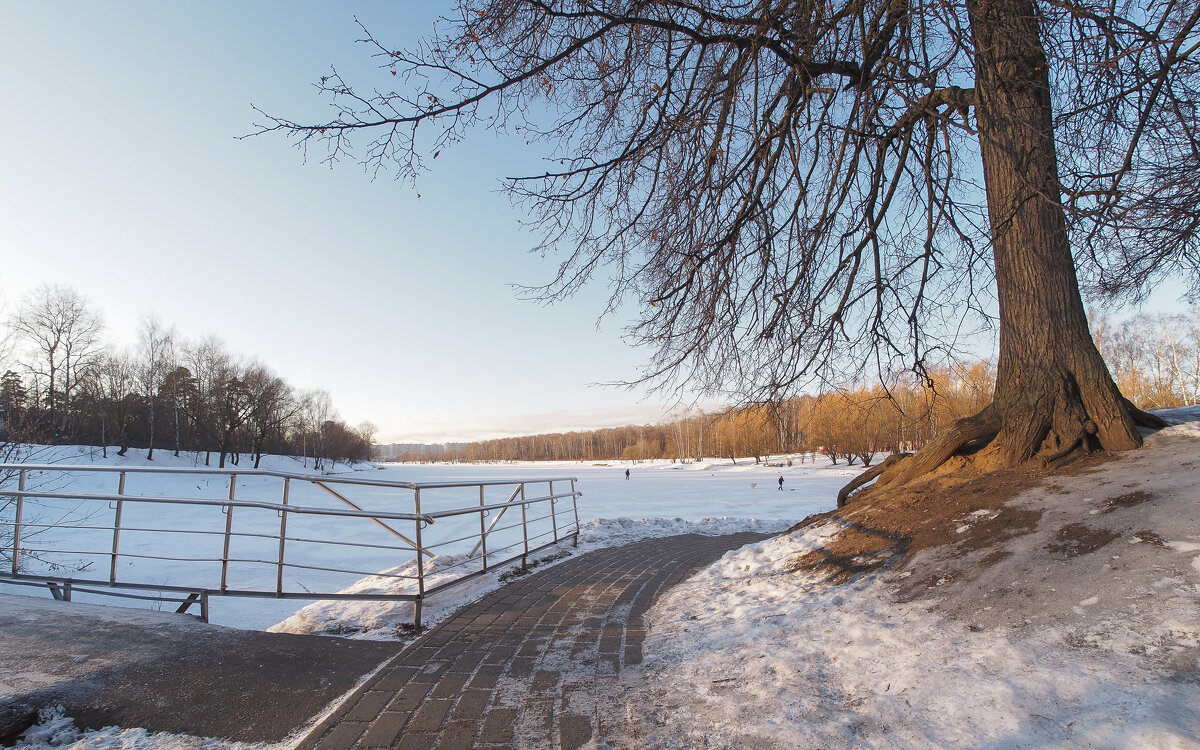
967, 0, 1141, 464
846, 0, 1150, 504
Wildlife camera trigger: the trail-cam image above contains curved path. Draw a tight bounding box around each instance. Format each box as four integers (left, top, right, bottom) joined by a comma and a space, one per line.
302, 531, 769, 750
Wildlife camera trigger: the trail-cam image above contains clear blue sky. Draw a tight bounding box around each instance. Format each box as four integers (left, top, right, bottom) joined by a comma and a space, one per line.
0, 3, 1188, 443
0, 2, 681, 443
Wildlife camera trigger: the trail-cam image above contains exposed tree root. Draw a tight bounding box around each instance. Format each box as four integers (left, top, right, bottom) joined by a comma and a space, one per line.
837, 452, 909, 508
839, 395, 1171, 506
866, 409, 1002, 496
1041, 420, 1098, 465
1122, 397, 1169, 429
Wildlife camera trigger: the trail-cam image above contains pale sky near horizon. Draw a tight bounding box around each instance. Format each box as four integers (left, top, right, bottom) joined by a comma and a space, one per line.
0, 3, 1190, 444
0, 2, 686, 443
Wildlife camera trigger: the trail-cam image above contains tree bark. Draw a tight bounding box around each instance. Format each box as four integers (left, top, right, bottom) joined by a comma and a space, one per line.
841, 0, 1150, 505
967, 0, 1141, 464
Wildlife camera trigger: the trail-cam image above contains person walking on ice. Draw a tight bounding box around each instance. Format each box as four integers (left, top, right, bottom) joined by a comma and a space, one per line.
778, 475, 784, 491
625, 469, 630, 480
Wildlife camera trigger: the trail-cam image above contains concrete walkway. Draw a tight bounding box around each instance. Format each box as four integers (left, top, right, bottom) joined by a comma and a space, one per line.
302, 532, 769, 750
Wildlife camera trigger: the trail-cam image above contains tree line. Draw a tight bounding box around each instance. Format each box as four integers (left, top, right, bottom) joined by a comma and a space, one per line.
0, 285, 375, 468
1093, 310, 1200, 411
392, 309, 1198, 466
387, 360, 996, 466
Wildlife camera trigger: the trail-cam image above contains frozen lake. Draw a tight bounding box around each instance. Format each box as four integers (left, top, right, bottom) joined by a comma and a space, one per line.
1, 451, 861, 630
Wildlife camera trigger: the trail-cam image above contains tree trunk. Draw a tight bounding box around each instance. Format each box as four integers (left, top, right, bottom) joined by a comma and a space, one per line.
967, 0, 1141, 464
146, 395, 155, 461
850, 0, 1156, 504
172, 399, 181, 457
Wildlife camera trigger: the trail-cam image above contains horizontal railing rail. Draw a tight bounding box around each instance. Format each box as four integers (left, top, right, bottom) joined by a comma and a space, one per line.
0, 463, 581, 627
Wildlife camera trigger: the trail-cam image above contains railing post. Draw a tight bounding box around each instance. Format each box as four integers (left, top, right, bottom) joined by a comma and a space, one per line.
110, 471, 126, 583
11, 469, 25, 576
520, 483, 529, 567
221, 473, 236, 591
478, 485, 488, 572
276, 478, 290, 597
571, 478, 580, 547
549, 480, 558, 543
413, 487, 424, 628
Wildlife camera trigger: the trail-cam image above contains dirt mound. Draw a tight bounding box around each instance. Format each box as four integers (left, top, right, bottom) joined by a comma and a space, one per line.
791, 407, 1200, 676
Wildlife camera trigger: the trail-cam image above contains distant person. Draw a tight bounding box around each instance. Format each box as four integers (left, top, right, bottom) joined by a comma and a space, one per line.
625, 468, 630, 480
778, 475, 784, 491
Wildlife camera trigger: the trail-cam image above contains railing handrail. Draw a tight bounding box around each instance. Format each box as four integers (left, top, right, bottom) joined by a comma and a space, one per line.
0, 463, 582, 628
0, 488, 434, 524
0, 463, 579, 491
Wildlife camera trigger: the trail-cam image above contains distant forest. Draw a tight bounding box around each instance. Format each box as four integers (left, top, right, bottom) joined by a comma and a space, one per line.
0, 285, 374, 468
382, 310, 1200, 465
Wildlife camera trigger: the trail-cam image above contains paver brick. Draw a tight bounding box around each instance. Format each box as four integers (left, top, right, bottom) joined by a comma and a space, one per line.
406, 698, 453, 733
427, 673, 469, 701
373, 666, 420, 692
358, 711, 409, 748
448, 689, 492, 722
559, 713, 594, 750
506, 656, 536, 678
344, 691, 393, 722
480, 644, 516, 663
465, 664, 505, 690
394, 733, 436, 750
436, 721, 478, 748
530, 669, 560, 693
311, 721, 369, 750
478, 707, 518, 744
388, 683, 432, 713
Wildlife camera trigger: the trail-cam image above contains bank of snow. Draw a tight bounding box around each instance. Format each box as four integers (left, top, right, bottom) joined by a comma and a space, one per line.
620, 410, 1200, 748
16, 707, 277, 750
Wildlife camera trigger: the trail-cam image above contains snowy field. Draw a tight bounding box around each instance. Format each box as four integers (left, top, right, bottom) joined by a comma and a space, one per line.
10, 418, 1200, 749
0, 447, 855, 631
615, 410, 1200, 748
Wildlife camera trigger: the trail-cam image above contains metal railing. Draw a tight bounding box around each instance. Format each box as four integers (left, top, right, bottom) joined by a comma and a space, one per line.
0, 464, 581, 627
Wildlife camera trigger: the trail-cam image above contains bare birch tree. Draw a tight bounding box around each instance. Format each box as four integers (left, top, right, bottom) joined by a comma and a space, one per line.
10, 285, 104, 440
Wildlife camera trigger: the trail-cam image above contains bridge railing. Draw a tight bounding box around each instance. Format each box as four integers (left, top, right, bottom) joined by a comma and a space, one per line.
0, 464, 581, 627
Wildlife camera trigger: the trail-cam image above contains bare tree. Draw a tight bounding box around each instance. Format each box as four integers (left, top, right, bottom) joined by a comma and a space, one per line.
297, 388, 335, 470
136, 315, 174, 461
86, 350, 139, 458
183, 336, 250, 467
243, 362, 297, 468
258, 0, 1196, 494
10, 285, 104, 440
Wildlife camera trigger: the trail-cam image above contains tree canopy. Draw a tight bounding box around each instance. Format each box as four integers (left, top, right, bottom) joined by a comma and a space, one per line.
258, 0, 1199, 487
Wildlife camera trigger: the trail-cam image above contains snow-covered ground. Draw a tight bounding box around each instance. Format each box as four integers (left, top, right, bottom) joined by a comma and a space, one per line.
612, 409, 1200, 748
12, 418, 1200, 748
0, 447, 851, 630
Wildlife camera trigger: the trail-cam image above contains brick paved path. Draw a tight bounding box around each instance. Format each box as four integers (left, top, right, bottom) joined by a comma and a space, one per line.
301, 532, 769, 750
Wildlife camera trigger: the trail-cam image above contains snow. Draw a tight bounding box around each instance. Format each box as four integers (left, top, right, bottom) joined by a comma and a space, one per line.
627, 523, 1197, 747
10, 414, 1200, 748
16, 707, 278, 750
1, 448, 845, 630
610, 408, 1200, 748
